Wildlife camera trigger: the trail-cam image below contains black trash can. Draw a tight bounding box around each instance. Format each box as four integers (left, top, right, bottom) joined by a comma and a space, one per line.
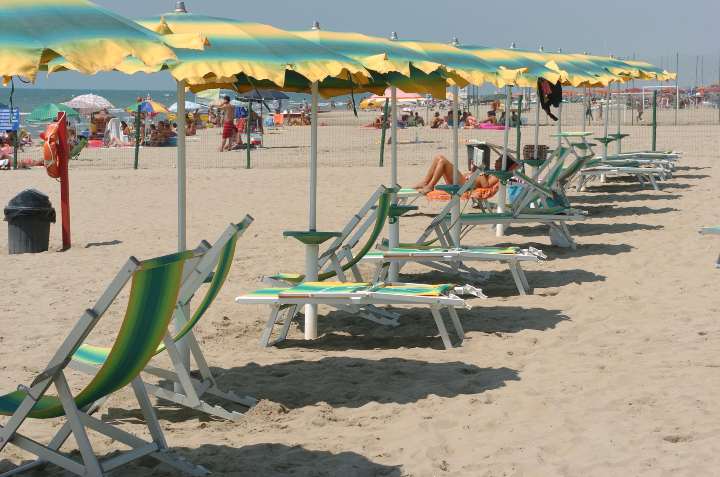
4, 189, 56, 254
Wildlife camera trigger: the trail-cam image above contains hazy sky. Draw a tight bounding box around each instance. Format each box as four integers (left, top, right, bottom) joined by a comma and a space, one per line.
22, 0, 720, 90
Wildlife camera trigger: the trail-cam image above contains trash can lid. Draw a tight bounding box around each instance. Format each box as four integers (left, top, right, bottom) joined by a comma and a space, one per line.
6, 189, 53, 210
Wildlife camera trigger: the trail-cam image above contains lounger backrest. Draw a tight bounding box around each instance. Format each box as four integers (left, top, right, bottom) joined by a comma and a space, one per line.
3, 251, 193, 419
318, 185, 386, 268
318, 189, 392, 280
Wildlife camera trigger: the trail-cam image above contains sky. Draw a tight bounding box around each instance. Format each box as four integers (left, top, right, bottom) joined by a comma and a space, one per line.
23, 0, 720, 90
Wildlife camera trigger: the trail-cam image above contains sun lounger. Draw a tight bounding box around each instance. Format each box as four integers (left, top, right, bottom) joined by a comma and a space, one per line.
70, 218, 256, 421
236, 281, 473, 350
577, 164, 668, 191
364, 245, 545, 295
0, 249, 209, 477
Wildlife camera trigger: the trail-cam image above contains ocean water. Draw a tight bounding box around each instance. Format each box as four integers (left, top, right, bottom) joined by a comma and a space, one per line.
2, 88, 177, 115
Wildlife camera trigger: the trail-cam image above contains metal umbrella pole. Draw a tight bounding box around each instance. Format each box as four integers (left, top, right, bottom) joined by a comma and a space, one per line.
450, 85, 461, 247
603, 86, 610, 158
388, 86, 400, 281
556, 96, 562, 150
175, 79, 190, 376
616, 83, 622, 155
532, 84, 541, 178
304, 81, 320, 339
496, 85, 512, 237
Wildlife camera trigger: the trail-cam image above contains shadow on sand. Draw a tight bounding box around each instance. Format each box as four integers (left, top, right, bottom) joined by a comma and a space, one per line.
2, 444, 404, 477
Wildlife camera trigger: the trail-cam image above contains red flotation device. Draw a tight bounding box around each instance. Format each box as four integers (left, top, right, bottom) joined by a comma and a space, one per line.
40, 122, 61, 179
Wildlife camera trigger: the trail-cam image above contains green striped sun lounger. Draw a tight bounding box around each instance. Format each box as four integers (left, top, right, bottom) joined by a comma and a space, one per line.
700, 226, 720, 268
236, 281, 474, 350
70, 217, 256, 421
363, 245, 545, 296
0, 250, 209, 477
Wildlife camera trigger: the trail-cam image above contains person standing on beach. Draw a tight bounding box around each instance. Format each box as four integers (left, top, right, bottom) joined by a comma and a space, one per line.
219, 95, 236, 152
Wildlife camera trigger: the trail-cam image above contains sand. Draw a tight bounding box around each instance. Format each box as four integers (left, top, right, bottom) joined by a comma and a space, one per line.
0, 113, 719, 476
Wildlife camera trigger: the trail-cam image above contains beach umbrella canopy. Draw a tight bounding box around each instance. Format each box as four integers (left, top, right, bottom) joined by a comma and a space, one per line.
168, 100, 205, 112
397, 39, 521, 88
28, 103, 79, 122
457, 45, 564, 86
294, 29, 451, 98
63, 94, 114, 113
134, 12, 373, 95
0, 0, 183, 85
237, 90, 289, 101
125, 99, 169, 114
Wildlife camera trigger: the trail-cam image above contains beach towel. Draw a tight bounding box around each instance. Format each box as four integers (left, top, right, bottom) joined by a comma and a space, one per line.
538, 78, 561, 121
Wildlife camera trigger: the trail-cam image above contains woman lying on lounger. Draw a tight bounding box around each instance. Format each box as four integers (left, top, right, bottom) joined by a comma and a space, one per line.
413, 154, 518, 194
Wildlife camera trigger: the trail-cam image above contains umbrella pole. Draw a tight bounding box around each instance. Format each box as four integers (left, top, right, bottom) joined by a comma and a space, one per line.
497, 85, 512, 237
246, 100, 252, 169
133, 105, 141, 169
450, 85, 461, 247
603, 87, 610, 158
533, 86, 540, 178
616, 83, 622, 154
175, 80, 190, 375
305, 81, 320, 340
556, 98, 562, 150
388, 86, 400, 281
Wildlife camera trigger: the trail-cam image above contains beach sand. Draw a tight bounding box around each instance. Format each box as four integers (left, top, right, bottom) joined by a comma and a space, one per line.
0, 114, 719, 476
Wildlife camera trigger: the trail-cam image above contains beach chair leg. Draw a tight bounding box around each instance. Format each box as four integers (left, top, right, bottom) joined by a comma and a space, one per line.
447, 307, 465, 343
350, 263, 363, 282
360, 305, 401, 327
160, 336, 203, 407
54, 373, 104, 477
515, 262, 531, 293
508, 262, 527, 296
260, 305, 282, 347
186, 334, 257, 408
430, 306, 453, 350
130, 379, 209, 476
275, 305, 298, 344
549, 222, 575, 249
649, 175, 660, 191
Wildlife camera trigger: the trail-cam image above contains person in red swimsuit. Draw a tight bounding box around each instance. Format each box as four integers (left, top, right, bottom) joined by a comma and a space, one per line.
219, 95, 236, 152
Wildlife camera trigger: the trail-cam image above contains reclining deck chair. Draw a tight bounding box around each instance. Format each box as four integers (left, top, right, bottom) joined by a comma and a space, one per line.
70, 217, 256, 421
413, 146, 586, 249
0, 250, 208, 477
236, 282, 471, 350
577, 162, 668, 191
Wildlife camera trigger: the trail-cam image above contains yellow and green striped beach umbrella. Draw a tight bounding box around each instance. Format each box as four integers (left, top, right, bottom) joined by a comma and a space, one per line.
134, 12, 372, 95
295, 29, 451, 98
0, 0, 182, 84
457, 45, 564, 87
398, 39, 521, 88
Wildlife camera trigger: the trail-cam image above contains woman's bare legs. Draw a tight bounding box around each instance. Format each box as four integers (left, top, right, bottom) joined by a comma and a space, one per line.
414, 155, 464, 194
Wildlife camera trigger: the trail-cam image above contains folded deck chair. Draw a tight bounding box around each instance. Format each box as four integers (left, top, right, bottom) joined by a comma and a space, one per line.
364, 245, 545, 295
0, 249, 208, 477
577, 164, 667, 191
236, 282, 472, 350
700, 226, 720, 268
70, 218, 256, 421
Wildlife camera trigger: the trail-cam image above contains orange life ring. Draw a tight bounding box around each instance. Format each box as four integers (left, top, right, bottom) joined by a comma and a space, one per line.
40, 122, 61, 179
